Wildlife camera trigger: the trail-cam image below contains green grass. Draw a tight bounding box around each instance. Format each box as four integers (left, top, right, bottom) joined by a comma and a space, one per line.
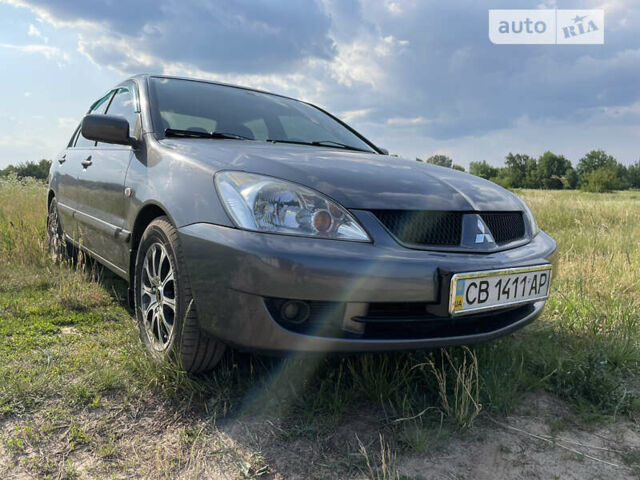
1, 176, 639, 478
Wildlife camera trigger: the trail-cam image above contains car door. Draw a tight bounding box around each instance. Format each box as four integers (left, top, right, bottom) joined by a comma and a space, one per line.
57, 91, 114, 243
73, 83, 139, 272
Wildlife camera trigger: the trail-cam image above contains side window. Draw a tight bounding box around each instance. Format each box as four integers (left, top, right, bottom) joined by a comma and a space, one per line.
105, 87, 138, 137
74, 91, 114, 148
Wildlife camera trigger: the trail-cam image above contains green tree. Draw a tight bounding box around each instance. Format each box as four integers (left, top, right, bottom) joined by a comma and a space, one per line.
524, 158, 541, 188
490, 169, 514, 188
581, 167, 620, 193
0, 159, 51, 180
504, 153, 536, 188
615, 163, 630, 190
419, 155, 464, 171
564, 167, 579, 189
537, 151, 572, 189
576, 150, 618, 179
469, 160, 499, 180
627, 160, 640, 189
424, 154, 454, 168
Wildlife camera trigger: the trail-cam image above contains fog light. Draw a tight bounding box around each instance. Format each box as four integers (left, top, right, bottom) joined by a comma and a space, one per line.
280, 300, 311, 324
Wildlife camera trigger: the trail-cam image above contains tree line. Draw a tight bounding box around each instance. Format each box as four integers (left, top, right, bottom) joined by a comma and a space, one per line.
419, 150, 640, 193
0, 159, 51, 181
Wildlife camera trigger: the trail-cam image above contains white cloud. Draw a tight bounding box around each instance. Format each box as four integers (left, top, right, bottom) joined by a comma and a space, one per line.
327, 34, 408, 89
386, 116, 431, 126
328, 39, 384, 88
77, 34, 160, 71
0, 0, 94, 28
0, 43, 68, 61
340, 108, 373, 122
27, 23, 47, 42
598, 101, 640, 120
381, 0, 417, 15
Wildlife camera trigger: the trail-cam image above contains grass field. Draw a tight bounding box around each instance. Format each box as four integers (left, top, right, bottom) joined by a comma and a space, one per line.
1, 175, 639, 479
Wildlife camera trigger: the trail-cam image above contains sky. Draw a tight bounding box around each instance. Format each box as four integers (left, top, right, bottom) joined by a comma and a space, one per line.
0, 0, 638, 170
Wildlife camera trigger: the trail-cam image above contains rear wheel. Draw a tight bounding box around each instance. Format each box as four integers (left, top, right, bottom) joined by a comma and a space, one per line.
134, 216, 225, 372
47, 198, 72, 262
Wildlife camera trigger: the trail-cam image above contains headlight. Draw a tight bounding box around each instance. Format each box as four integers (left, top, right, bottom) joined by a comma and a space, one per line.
519, 198, 539, 237
215, 171, 371, 242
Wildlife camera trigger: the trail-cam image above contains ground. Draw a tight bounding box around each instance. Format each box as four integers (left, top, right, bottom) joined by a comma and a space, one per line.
1, 177, 639, 479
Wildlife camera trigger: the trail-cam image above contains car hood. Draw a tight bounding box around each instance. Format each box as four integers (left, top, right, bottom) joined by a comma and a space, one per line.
159, 139, 523, 211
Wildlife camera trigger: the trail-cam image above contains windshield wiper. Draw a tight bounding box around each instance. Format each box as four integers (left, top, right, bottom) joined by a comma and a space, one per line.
164, 128, 253, 140
311, 140, 371, 152
266, 138, 370, 152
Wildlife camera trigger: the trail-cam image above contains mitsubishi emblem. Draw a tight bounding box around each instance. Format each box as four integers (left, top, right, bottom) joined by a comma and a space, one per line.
475, 218, 494, 244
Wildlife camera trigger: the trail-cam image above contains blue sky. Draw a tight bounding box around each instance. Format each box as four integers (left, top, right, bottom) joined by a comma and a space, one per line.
0, 0, 638, 169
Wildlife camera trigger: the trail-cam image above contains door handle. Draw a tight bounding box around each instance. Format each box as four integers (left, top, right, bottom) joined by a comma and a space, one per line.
58, 154, 66, 165
81, 156, 93, 168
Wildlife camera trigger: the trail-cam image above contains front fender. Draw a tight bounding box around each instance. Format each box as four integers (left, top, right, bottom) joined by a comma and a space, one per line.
123, 134, 234, 230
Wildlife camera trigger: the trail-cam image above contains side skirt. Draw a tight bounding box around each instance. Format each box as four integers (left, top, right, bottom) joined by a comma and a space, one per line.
64, 234, 129, 280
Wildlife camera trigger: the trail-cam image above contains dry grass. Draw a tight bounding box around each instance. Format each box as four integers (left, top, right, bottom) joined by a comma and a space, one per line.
358, 434, 400, 480
418, 347, 481, 429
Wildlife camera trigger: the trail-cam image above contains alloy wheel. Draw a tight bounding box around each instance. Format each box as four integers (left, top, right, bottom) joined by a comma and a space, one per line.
140, 242, 177, 350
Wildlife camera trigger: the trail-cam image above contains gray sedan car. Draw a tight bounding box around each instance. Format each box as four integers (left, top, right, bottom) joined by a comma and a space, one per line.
47, 74, 556, 372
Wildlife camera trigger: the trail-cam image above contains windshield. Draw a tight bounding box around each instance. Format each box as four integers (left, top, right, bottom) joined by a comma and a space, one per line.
149, 77, 376, 153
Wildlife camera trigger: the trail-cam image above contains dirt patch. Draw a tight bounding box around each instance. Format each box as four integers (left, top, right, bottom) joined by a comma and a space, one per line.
1, 392, 638, 479
396, 392, 639, 480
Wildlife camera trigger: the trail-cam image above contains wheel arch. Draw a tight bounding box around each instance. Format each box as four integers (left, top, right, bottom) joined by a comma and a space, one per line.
129, 203, 172, 275
128, 202, 174, 305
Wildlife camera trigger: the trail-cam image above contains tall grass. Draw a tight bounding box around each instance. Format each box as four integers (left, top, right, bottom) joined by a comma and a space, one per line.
0, 175, 48, 266
520, 190, 640, 417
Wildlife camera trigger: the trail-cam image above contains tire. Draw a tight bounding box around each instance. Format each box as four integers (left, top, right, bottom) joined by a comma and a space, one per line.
134, 216, 225, 372
47, 198, 73, 262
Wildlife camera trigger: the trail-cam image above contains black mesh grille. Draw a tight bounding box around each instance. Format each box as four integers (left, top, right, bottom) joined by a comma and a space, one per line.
372, 210, 462, 246
480, 212, 525, 244
372, 210, 526, 247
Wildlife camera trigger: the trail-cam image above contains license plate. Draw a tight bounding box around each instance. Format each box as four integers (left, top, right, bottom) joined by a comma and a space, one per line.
449, 265, 552, 316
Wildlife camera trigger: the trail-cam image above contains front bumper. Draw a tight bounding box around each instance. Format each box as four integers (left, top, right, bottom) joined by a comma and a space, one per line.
179, 219, 557, 353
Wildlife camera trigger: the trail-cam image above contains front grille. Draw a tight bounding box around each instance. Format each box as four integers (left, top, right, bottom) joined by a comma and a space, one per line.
372, 210, 526, 247
371, 210, 462, 246
480, 212, 525, 244
366, 302, 431, 320
360, 304, 534, 340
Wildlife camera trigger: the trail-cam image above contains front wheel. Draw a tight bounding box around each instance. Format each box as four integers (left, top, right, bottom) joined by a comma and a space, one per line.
134, 216, 225, 372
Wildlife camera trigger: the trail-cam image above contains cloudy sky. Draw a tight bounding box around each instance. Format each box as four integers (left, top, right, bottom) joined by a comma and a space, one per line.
0, 0, 638, 169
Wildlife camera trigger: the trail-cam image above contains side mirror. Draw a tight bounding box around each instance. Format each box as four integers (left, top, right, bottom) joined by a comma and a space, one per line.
81, 114, 133, 146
